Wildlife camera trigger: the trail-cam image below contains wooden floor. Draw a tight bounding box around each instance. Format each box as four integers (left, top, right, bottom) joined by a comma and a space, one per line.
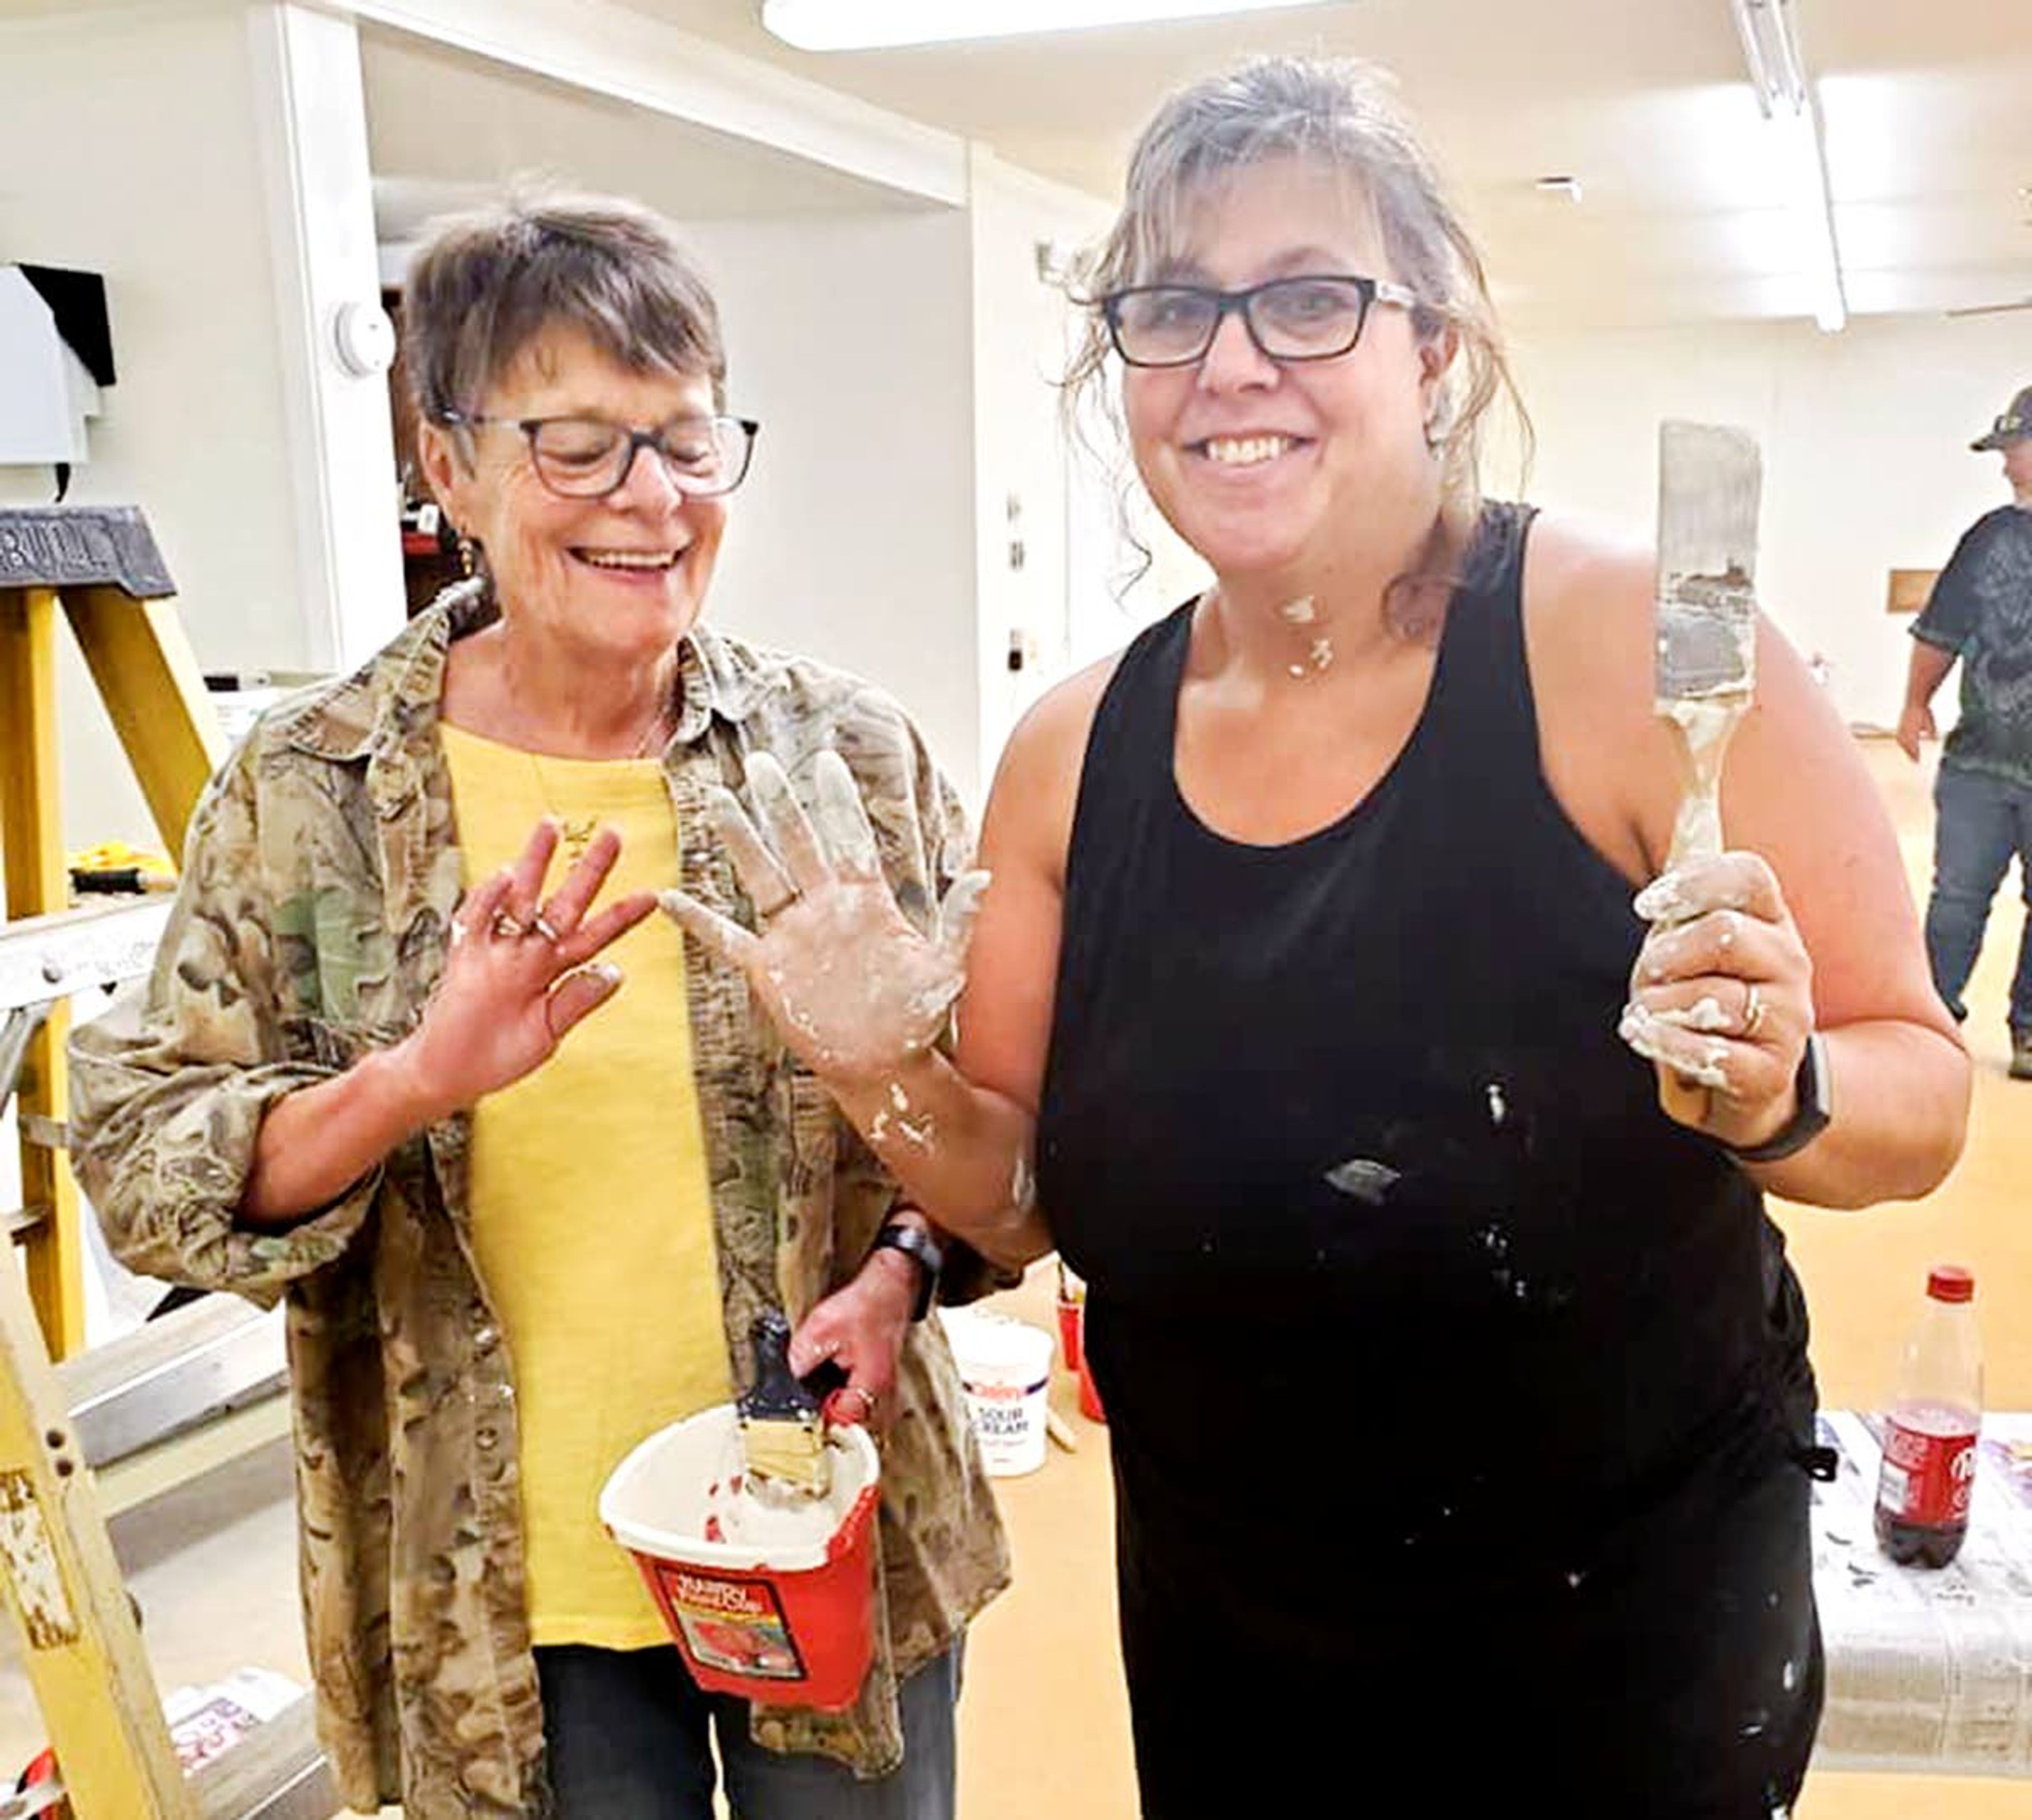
2, 735, 2025, 1815
959, 737, 2032, 1820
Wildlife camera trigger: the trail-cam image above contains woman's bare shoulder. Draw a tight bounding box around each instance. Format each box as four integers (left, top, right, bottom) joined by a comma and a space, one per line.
1521, 509, 1656, 660
1518, 508, 1682, 877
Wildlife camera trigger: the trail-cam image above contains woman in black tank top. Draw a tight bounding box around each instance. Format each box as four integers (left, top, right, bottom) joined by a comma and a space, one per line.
1001, 58, 1961, 1819
670, 53, 1966, 1820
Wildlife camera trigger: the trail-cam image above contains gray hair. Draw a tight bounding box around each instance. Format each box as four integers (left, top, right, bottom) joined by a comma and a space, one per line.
1067, 57, 1529, 604
403, 189, 725, 424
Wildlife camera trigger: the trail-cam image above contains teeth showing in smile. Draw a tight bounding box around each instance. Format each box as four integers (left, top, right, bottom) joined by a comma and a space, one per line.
578, 549, 681, 570
1201, 434, 1295, 467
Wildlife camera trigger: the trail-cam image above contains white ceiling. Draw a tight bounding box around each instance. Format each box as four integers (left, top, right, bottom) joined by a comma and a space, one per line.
575, 0, 2032, 331
362, 26, 936, 243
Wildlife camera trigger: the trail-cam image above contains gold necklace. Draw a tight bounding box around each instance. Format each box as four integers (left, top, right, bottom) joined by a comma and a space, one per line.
523, 700, 672, 867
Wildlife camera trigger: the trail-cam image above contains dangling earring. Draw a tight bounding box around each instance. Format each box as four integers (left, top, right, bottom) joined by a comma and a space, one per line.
457, 532, 477, 576
1422, 396, 1450, 456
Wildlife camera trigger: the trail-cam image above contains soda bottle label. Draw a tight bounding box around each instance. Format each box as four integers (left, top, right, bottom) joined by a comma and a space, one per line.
1876, 1411, 1977, 1527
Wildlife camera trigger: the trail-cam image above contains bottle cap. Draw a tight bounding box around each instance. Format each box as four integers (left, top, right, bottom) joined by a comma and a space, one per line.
1927, 1265, 1974, 1304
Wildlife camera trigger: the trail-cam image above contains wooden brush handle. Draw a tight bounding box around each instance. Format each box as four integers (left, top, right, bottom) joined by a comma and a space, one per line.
1658, 1069, 1710, 1124
1652, 697, 1749, 1132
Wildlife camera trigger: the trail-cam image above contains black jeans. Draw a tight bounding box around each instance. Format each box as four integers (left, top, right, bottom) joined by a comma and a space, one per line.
536, 1640, 961, 1819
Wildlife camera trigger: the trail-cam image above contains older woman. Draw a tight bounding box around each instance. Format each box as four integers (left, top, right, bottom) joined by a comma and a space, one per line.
665, 58, 1969, 1819
68, 194, 1005, 1820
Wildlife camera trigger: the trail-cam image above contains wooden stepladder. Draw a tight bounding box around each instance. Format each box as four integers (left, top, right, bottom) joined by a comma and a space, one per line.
0, 505, 223, 1363
0, 508, 334, 1816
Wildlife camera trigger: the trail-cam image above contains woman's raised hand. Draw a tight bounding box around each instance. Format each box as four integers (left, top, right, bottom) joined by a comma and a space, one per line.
400, 819, 656, 1120
659, 751, 988, 1085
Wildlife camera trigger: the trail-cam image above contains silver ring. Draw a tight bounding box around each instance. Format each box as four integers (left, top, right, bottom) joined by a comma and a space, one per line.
531, 913, 563, 943
491, 910, 527, 940
1741, 981, 1767, 1038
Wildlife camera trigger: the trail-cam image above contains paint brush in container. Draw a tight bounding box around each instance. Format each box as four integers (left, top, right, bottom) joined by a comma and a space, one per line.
1651, 419, 1764, 1120
738, 1311, 841, 1498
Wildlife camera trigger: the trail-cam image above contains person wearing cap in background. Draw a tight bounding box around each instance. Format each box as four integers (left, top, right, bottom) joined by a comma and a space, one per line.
1898, 384, 2032, 1081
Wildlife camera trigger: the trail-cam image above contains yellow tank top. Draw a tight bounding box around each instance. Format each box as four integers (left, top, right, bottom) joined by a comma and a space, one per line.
440, 722, 731, 1649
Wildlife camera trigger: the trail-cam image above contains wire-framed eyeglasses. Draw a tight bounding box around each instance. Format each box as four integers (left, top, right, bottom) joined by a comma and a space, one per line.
440, 411, 761, 499
1099, 274, 1422, 369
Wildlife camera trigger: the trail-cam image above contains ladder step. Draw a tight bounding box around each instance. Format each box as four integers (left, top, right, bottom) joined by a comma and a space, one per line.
55, 1296, 287, 1470
189, 1694, 335, 1820
0, 898, 173, 1017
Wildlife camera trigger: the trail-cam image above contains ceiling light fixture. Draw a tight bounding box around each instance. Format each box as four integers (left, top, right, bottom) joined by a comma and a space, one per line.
762, 0, 1334, 52
1729, 0, 1846, 332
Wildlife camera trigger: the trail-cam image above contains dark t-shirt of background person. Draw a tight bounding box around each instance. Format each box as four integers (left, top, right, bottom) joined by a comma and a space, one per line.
1911, 505, 2032, 788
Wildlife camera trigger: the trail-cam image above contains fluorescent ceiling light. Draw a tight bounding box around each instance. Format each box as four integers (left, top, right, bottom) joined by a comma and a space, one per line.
1729, 0, 1846, 332
763, 0, 1333, 52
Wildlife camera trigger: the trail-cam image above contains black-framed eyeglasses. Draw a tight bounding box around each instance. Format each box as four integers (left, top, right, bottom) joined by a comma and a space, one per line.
440, 411, 761, 499
1099, 274, 1422, 369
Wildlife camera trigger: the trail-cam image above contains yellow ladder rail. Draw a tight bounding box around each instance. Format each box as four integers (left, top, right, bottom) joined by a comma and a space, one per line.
0, 506, 223, 1361
0, 1254, 195, 1816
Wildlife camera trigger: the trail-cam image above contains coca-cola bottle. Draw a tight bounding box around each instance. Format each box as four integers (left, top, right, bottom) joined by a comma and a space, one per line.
1874, 1264, 1983, 1568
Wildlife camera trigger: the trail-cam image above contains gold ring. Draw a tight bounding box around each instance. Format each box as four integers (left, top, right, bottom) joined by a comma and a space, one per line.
846, 1385, 877, 1419
491, 911, 527, 940
754, 884, 801, 920
1742, 981, 1767, 1038
531, 913, 562, 943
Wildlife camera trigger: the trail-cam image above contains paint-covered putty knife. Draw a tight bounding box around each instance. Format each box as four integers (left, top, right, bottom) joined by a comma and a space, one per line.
1652, 420, 1763, 1122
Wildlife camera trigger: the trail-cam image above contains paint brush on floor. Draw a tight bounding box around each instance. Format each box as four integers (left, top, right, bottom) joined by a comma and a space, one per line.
738, 1311, 832, 1498
1652, 419, 1764, 1120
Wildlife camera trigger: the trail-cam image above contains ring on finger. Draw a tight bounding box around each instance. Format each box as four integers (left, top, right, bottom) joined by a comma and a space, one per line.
754, 882, 802, 920
1741, 980, 1767, 1038
530, 913, 563, 943
491, 910, 527, 941
846, 1386, 877, 1419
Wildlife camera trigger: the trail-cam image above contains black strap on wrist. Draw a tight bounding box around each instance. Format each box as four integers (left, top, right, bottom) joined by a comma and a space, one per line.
1726, 1031, 1833, 1163
868, 1215, 944, 1322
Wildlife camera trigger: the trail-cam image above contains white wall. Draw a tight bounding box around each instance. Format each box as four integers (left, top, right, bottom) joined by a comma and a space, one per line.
0, 1, 305, 854
1508, 312, 2030, 732
676, 210, 986, 802
248, 2, 407, 676
965, 150, 1110, 787
965, 150, 1214, 785
0, 4, 303, 667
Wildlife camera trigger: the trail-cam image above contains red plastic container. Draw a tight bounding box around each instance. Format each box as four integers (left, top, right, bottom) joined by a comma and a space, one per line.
1055, 1294, 1083, 1376
1056, 1261, 1085, 1375
1075, 1303, 1106, 1424
601, 1406, 881, 1710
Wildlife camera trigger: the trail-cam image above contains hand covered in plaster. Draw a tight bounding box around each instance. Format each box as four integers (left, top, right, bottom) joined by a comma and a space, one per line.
786, 1246, 919, 1433
1619, 852, 1816, 1151
400, 820, 654, 1120
658, 751, 989, 1086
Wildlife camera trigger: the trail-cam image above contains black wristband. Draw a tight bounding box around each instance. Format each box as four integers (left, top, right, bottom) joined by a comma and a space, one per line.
868, 1218, 944, 1322
1726, 1031, 1833, 1163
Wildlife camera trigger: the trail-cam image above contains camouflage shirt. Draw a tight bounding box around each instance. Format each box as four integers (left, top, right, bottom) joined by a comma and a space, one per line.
68, 589, 1011, 1815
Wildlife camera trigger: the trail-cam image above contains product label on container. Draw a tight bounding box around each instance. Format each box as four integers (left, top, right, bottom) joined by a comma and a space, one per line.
1875, 1410, 1979, 1526
653, 1566, 805, 1681
960, 1373, 1049, 1466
